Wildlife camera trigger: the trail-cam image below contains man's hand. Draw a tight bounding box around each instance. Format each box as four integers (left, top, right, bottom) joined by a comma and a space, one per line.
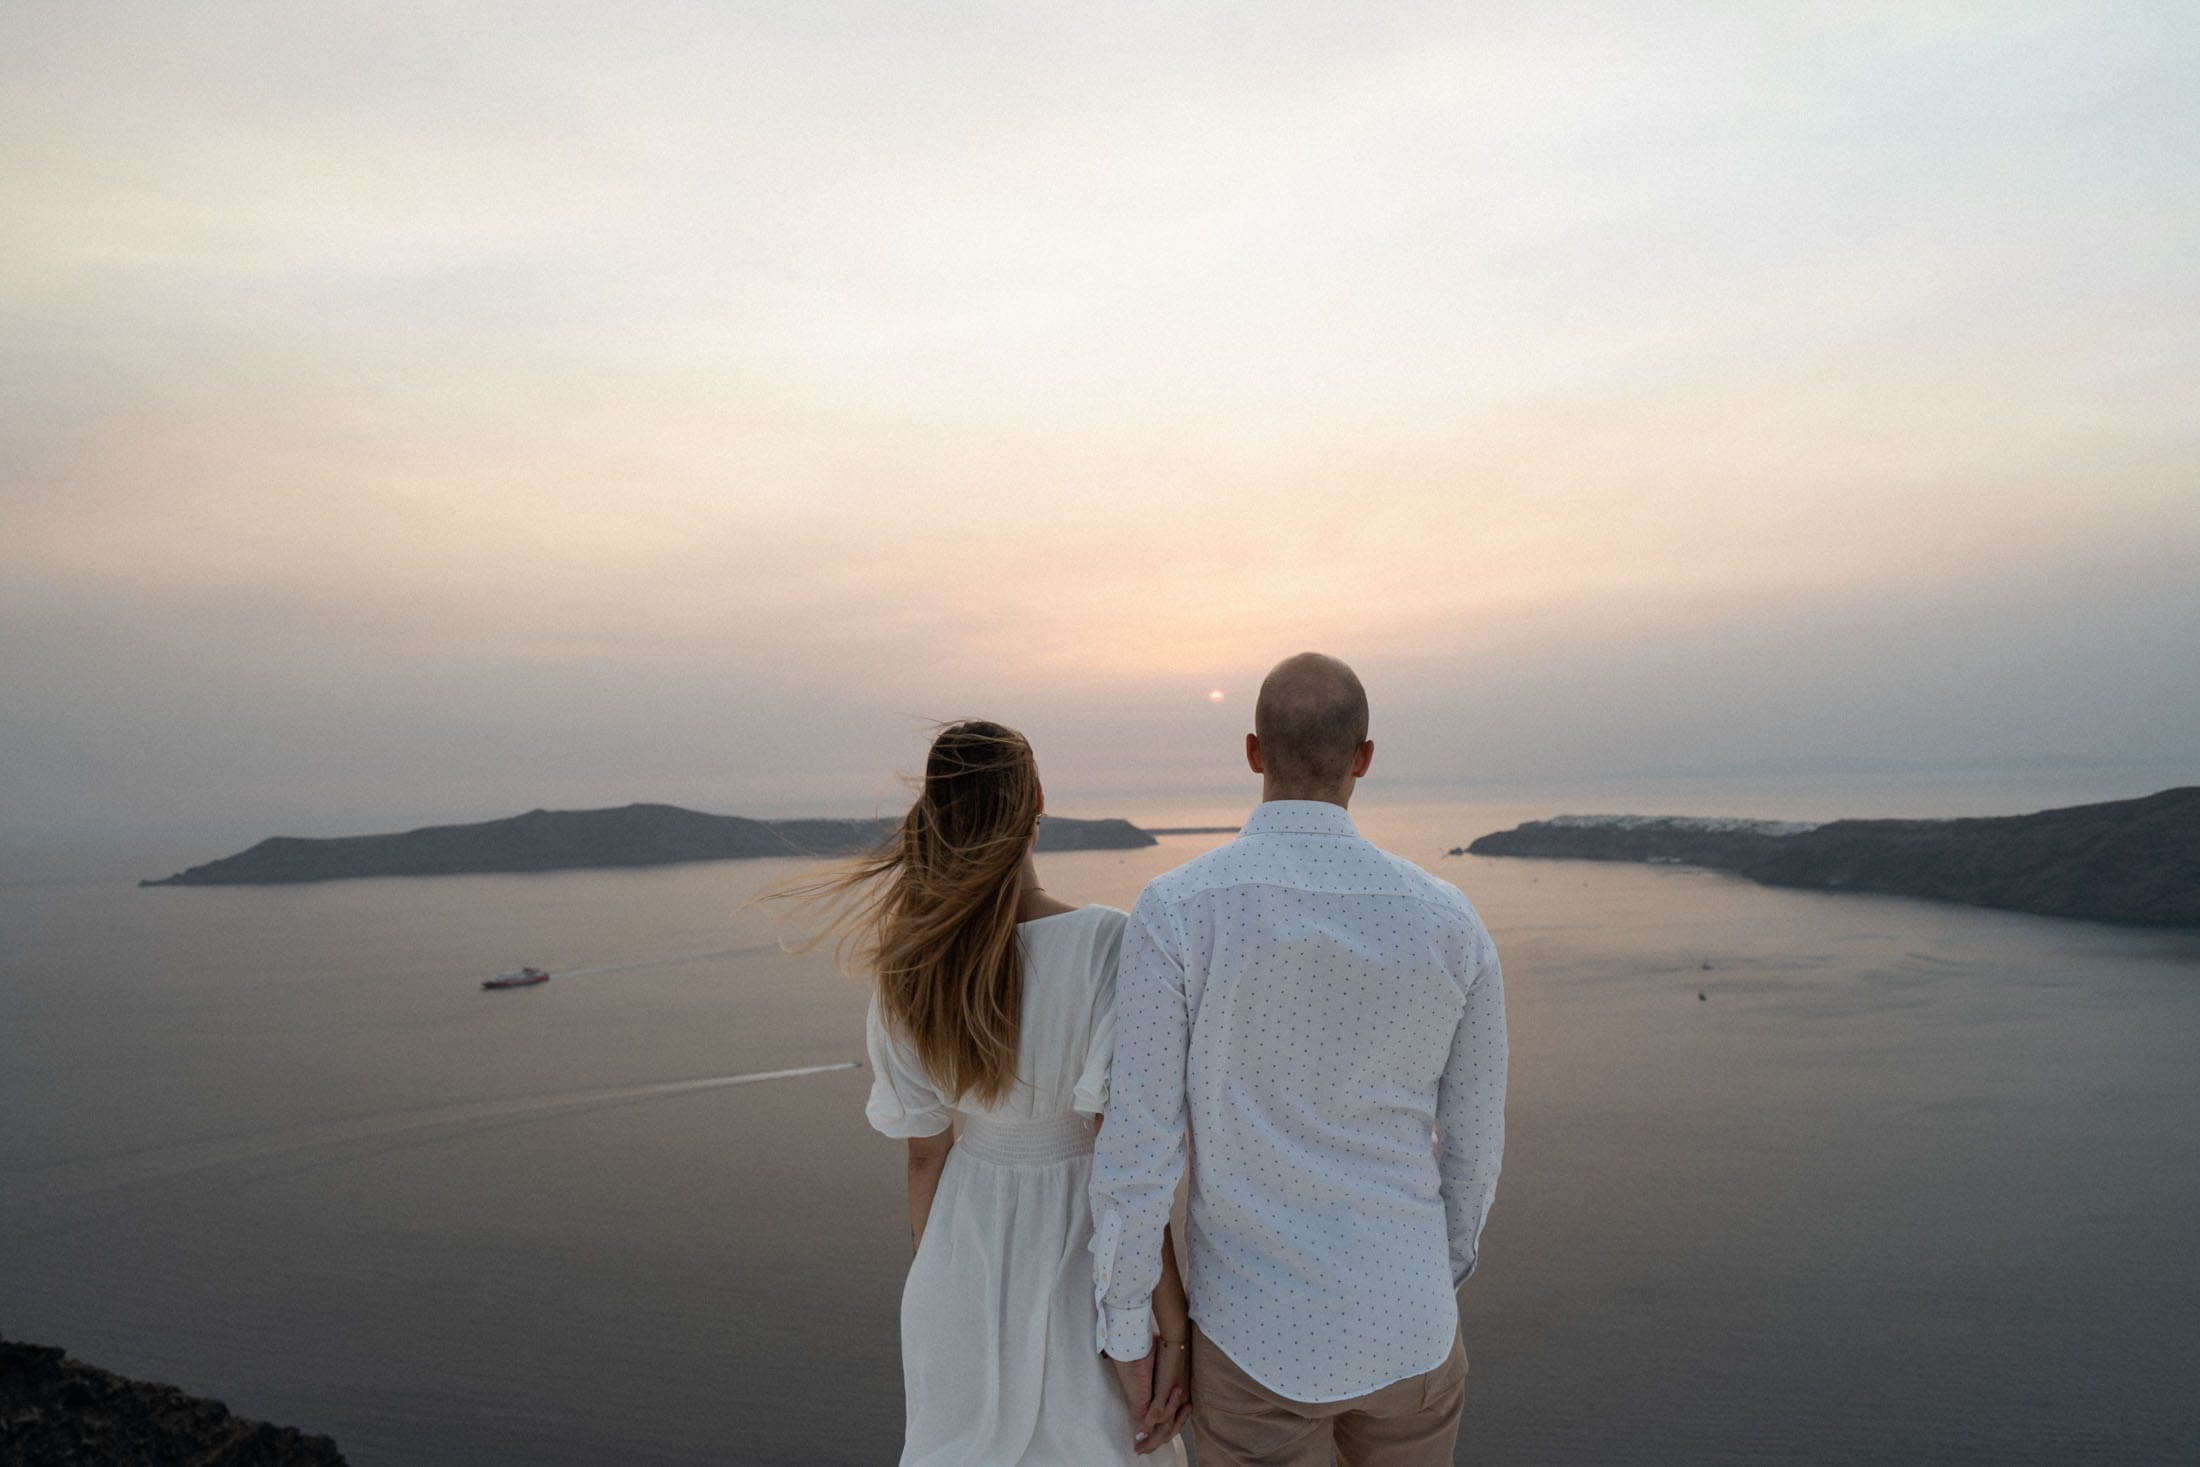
1109, 1346, 1156, 1444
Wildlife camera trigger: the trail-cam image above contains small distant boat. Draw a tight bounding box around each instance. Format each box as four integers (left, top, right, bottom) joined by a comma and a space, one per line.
483, 966, 550, 991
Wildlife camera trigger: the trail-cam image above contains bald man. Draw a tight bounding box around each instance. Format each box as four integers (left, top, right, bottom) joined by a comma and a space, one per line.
1092, 653, 1508, 1466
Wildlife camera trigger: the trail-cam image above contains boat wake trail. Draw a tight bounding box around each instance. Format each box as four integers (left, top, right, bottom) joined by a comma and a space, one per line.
548, 942, 786, 979
2, 1061, 862, 1228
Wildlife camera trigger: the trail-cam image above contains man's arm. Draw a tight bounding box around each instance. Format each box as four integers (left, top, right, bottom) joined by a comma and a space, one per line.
1089, 888, 1192, 1359
1091, 1115, 1194, 1454
1436, 924, 1507, 1286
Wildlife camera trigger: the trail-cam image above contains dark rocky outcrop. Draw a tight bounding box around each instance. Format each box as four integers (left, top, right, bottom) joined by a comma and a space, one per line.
0, 1338, 346, 1465
1465, 787, 2200, 927
141, 803, 1157, 886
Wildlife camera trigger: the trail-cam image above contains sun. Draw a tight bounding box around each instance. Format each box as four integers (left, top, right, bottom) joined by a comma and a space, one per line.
1208, 689, 1226, 703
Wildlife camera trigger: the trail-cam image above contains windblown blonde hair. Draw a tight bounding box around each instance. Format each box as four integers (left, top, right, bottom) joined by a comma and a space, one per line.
767, 720, 1040, 1106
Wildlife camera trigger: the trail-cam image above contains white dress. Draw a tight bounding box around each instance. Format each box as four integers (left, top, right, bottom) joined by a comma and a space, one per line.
865, 904, 1185, 1467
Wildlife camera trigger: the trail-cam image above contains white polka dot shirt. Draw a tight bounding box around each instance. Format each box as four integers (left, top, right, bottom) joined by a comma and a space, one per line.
1089, 799, 1507, 1403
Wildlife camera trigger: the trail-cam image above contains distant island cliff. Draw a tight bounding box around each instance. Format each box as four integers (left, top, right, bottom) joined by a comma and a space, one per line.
1465, 787, 2200, 927
0, 1337, 347, 1465
141, 803, 1157, 887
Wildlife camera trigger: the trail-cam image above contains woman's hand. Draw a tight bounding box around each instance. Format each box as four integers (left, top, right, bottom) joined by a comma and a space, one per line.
1136, 1337, 1190, 1455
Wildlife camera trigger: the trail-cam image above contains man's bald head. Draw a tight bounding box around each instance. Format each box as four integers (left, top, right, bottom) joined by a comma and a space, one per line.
1254, 652, 1370, 792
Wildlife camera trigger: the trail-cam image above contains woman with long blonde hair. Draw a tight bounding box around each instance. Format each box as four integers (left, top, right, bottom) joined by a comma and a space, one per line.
774, 720, 1190, 1464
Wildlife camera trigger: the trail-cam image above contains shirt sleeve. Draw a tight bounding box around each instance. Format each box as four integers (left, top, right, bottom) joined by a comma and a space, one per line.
864, 993, 953, 1139
1087, 888, 1190, 1360
1436, 921, 1508, 1287
1072, 911, 1128, 1117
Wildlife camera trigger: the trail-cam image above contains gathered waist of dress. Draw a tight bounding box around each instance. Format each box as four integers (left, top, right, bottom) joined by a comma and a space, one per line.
954, 1110, 1095, 1166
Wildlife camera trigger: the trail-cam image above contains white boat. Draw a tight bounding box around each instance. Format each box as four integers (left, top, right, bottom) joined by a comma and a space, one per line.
483, 965, 550, 990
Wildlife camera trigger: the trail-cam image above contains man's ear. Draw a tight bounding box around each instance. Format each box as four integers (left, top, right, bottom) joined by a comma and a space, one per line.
1351, 740, 1374, 778
1245, 733, 1264, 775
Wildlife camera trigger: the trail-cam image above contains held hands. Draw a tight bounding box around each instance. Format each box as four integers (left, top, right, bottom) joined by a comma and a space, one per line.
1146, 1334, 1191, 1454
1108, 1337, 1191, 1456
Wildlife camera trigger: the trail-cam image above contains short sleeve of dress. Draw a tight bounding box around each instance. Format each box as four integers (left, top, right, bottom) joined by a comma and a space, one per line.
1072, 907, 1131, 1117
864, 995, 953, 1139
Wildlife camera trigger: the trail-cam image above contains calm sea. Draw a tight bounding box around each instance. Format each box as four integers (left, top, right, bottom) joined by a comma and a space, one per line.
3, 783, 2197, 1465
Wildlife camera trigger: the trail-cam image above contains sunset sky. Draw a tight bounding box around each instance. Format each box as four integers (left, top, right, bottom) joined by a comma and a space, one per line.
5, 2, 2196, 836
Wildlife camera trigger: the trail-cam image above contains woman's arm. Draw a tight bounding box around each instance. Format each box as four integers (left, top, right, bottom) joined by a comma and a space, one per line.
1139, 1222, 1192, 1452
904, 1130, 955, 1254
1154, 1224, 1189, 1342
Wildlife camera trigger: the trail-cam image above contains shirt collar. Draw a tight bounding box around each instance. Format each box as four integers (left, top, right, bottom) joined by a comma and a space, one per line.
1239, 799, 1361, 839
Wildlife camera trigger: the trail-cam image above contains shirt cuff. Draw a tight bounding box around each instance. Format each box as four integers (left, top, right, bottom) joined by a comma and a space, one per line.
1098, 1300, 1154, 1361
1452, 1251, 1478, 1288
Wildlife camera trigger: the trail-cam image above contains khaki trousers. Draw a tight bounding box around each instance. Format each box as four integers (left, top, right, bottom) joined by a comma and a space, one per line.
1189, 1322, 1468, 1467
